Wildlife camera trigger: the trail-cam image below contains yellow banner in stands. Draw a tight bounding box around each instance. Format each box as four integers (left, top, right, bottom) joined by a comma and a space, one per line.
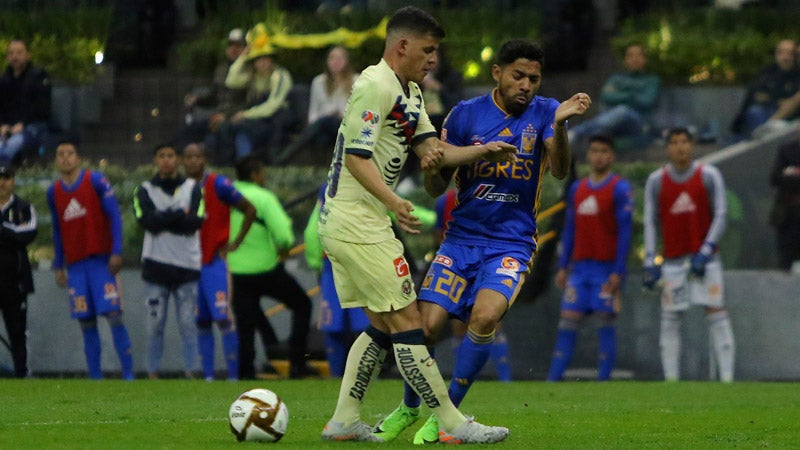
248, 17, 388, 52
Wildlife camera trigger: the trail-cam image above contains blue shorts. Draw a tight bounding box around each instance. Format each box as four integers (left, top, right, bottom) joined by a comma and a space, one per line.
561, 260, 618, 315
418, 240, 532, 323
197, 255, 234, 323
318, 258, 369, 333
66, 255, 122, 320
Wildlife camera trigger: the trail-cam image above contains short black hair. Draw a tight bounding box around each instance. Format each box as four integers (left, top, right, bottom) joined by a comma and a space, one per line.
55, 137, 80, 151
497, 39, 545, 67
386, 6, 445, 40
666, 127, 693, 142
588, 134, 615, 149
182, 142, 205, 155
153, 142, 177, 155
235, 155, 264, 181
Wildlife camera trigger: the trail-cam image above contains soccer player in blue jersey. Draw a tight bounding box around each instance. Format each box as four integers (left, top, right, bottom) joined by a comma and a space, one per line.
546, 134, 633, 382
374, 38, 592, 443
319, 6, 519, 444
48, 140, 134, 380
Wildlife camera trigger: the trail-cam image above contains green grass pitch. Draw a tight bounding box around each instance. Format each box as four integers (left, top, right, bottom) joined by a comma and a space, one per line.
1, 379, 798, 449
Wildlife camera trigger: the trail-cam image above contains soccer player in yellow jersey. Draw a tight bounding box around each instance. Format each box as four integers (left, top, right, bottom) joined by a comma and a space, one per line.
319, 6, 517, 444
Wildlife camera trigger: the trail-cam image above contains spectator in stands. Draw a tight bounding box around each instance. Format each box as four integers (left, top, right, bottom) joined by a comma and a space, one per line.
274, 45, 358, 165
769, 130, 800, 271
0, 163, 37, 378
0, 39, 52, 165
732, 39, 800, 140
134, 143, 204, 379
222, 24, 295, 165
567, 43, 660, 152
227, 155, 316, 379
177, 28, 248, 165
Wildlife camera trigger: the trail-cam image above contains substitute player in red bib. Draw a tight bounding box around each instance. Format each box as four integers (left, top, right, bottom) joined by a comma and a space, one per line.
643, 127, 735, 382
182, 142, 256, 381
547, 134, 633, 382
47, 140, 134, 380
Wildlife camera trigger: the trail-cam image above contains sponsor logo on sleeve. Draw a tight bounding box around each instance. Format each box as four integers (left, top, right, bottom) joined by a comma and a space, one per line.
361, 110, 379, 124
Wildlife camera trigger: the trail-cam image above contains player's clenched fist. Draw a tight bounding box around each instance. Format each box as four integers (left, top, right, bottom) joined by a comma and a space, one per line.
555, 92, 592, 124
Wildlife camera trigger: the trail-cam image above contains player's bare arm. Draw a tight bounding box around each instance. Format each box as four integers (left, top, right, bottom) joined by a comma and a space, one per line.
415, 136, 518, 171
423, 167, 455, 197
344, 153, 422, 234
226, 197, 257, 254
547, 92, 592, 179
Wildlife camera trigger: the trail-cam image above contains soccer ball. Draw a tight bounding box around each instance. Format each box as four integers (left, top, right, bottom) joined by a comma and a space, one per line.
228, 388, 289, 442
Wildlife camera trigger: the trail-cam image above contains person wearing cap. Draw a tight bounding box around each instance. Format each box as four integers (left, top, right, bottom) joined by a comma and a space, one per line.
222, 23, 295, 164
0, 163, 37, 378
0, 39, 51, 165
177, 28, 249, 165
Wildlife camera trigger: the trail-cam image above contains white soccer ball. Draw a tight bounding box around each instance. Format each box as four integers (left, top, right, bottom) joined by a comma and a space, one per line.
228, 388, 289, 442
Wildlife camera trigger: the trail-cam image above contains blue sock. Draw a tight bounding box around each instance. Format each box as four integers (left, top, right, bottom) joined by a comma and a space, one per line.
490, 330, 511, 382
324, 332, 348, 378
110, 324, 134, 380
198, 327, 215, 379
402, 346, 433, 409
597, 326, 617, 381
449, 329, 492, 407
221, 328, 239, 380
547, 328, 577, 381
81, 326, 102, 379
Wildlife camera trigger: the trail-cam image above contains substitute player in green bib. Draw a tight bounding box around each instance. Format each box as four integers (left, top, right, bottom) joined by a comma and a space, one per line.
319, 6, 517, 444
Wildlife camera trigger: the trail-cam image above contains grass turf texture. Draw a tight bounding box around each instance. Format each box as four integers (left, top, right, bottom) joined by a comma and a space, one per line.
1, 379, 798, 449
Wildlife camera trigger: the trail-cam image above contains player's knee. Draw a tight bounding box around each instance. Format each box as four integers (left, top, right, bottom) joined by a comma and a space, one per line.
468, 310, 500, 335
557, 316, 582, 331
78, 318, 97, 329
104, 311, 125, 328
216, 319, 233, 332
595, 312, 615, 328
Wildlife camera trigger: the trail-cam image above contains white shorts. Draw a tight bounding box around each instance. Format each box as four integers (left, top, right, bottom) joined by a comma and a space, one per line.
320, 235, 416, 313
660, 255, 724, 312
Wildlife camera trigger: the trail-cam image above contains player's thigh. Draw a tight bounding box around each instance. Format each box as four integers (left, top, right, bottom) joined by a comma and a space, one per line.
198, 257, 233, 323
474, 246, 532, 310
418, 241, 481, 323
83, 255, 123, 317
661, 258, 691, 312
321, 235, 416, 312
584, 263, 618, 315
66, 260, 97, 319
689, 256, 725, 308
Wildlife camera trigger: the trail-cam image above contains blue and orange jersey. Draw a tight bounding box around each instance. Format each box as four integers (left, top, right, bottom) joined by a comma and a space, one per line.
442, 92, 559, 253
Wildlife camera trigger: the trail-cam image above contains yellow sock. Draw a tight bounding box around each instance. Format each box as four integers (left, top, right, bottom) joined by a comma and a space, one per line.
393, 341, 466, 432
330, 330, 387, 425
